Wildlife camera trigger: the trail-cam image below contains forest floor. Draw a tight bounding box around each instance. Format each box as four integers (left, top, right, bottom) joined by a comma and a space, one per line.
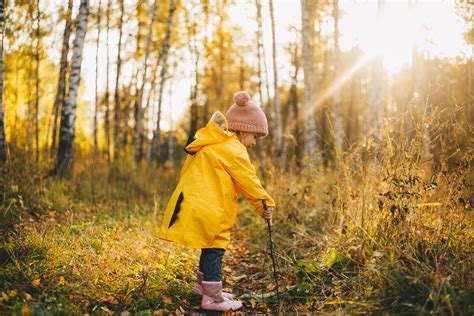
0, 197, 313, 315
1, 156, 472, 315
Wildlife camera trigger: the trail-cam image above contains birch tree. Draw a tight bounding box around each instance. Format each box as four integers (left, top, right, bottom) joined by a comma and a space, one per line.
0, 0, 5, 161
113, 0, 124, 160
34, 0, 40, 161
56, 0, 89, 176
151, 0, 176, 163
332, 0, 343, 159
134, 0, 158, 162
255, 0, 264, 106
93, 0, 102, 157
300, 0, 318, 159
366, 0, 385, 143
256, 0, 272, 113
269, 0, 282, 155
50, 0, 73, 157
104, 0, 111, 160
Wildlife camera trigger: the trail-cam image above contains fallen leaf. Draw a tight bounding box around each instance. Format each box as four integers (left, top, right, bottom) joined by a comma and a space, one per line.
162, 296, 172, 304
230, 275, 246, 281
372, 251, 384, 257
58, 276, 65, 285
100, 306, 113, 314
31, 279, 41, 287
249, 299, 256, 308
21, 305, 30, 316
22, 292, 32, 301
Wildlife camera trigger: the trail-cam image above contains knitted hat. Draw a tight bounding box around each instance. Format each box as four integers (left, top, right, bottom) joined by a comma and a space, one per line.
225, 91, 268, 137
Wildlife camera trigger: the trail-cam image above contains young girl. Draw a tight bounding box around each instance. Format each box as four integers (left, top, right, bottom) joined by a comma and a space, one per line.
159, 91, 275, 311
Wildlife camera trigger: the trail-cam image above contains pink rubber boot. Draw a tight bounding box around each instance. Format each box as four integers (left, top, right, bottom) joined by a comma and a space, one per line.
193, 271, 235, 299
200, 281, 242, 311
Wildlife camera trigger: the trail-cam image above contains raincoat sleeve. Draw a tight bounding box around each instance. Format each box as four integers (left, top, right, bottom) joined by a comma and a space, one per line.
226, 150, 276, 215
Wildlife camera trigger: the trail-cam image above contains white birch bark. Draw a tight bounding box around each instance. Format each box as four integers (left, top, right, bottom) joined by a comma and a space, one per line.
151, 0, 176, 163
113, 0, 124, 160
366, 0, 385, 143
300, 0, 318, 159
51, 0, 73, 157
93, 0, 102, 157
104, 0, 111, 160
332, 0, 344, 159
269, 0, 282, 155
56, 0, 89, 176
134, 0, 158, 162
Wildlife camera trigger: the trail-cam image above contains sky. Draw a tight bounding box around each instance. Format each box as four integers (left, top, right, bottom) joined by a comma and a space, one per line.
55, 0, 472, 131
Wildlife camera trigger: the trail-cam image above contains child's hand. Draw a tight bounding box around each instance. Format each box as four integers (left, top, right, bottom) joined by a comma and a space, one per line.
262, 207, 274, 223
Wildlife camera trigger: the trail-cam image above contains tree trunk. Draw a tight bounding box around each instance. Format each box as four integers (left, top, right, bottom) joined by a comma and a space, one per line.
113, 0, 124, 161
216, 1, 225, 109
167, 80, 174, 165
290, 38, 302, 169
93, 0, 102, 157
255, 0, 264, 106
134, 0, 158, 162
300, 0, 318, 160
27, 60, 33, 153
255, 0, 268, 170
332, 0, 343, 161
35, 0, 40, 162
104, 0, 111, 161
201, 0, 210, 126
56, 0, 89, 177
468, 45, 473, 124
269, 0, 282, 156
0, 0, 5, 161
51, 0, 73, 157
151, 0, 176, 163
366, 0, 385, 144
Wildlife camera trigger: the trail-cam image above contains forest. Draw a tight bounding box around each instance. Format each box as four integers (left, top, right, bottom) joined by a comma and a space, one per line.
0, 0, 472, 314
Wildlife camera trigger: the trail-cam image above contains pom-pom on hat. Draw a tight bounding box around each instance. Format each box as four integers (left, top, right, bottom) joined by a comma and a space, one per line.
225, 91, 268, 137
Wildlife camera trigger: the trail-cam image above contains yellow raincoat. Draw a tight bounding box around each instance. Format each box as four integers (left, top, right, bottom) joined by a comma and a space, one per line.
159, 112, 275, 249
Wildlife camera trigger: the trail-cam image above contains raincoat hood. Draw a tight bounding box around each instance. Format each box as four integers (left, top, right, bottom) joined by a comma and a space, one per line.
185, 111, 238, 154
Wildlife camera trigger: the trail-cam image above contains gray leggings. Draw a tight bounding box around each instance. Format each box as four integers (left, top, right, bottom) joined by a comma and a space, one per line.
199, 248, 225, 281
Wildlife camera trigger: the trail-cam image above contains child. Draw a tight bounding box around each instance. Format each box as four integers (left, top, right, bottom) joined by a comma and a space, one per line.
159, 91, 276, 311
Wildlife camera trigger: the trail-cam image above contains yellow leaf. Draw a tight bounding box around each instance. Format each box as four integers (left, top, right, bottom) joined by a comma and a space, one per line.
372, 251, 384, 257
21, 305, 30, 316
100, 306, 113, 314
58, 276, 65, 285
249, 299, 256, 308
1, 291, 8, 302
31, 279, 41, 287
162, 296, 172, 304
9, 290, 17, 298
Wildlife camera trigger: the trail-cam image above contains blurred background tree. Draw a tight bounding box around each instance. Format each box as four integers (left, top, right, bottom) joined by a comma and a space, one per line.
0, 0, 470, 174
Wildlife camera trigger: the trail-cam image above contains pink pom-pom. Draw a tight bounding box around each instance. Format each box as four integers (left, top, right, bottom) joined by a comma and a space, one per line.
233, 91, 251, 106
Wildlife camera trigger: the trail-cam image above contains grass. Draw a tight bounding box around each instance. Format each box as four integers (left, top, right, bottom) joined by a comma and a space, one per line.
0, 109, 473, 314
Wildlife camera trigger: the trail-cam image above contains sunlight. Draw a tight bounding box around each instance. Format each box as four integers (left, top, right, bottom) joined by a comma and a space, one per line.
341, 1, 470, 74
351, 2, 421, 74
289, 53, 373, 131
